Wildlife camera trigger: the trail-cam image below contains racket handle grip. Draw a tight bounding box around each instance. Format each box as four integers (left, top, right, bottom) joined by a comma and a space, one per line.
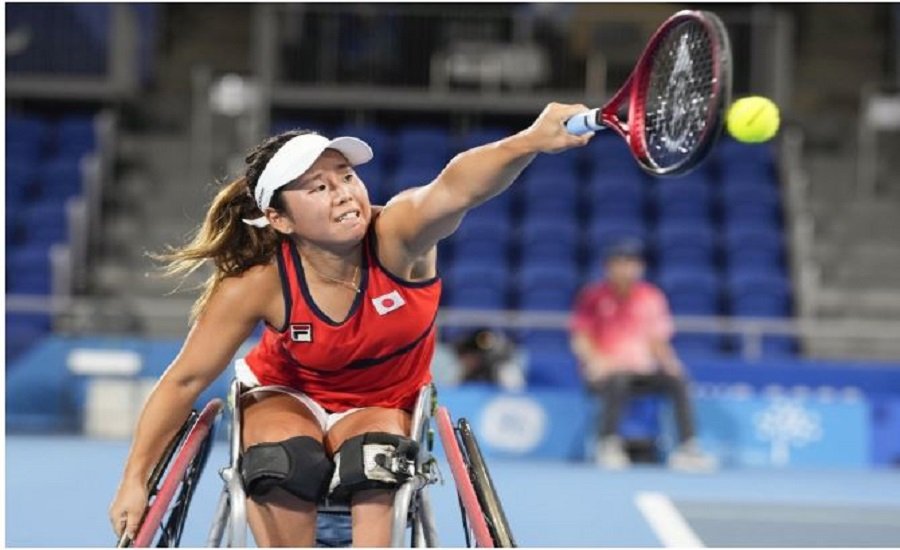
564, 109, 603, 135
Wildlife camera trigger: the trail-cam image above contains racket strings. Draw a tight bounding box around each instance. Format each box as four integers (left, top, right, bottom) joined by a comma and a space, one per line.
644, 20, 719, 169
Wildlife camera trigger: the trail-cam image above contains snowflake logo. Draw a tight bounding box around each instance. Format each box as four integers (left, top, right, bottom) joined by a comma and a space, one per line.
754, 399, 823, 466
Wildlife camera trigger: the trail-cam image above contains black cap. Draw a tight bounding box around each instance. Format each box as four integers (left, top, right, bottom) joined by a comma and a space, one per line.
604, 238, 645, 261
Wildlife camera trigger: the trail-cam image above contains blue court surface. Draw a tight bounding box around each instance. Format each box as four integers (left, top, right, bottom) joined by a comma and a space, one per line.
7, 435, 900, 547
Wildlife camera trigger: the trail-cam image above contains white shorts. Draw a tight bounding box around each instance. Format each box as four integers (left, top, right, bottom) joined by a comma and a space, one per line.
235, 359, 363, 433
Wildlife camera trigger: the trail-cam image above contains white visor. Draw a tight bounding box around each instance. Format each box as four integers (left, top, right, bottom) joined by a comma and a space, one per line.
242, 133, 373, 227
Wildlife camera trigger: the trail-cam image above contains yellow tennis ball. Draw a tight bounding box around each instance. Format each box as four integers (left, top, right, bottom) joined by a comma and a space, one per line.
726, 96, 780, 143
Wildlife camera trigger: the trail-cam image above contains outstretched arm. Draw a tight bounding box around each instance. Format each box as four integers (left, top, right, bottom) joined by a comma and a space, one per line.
377, 103, 593, 259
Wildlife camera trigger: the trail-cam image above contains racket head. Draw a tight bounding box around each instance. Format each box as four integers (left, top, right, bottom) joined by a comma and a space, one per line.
622, 10, 732, 176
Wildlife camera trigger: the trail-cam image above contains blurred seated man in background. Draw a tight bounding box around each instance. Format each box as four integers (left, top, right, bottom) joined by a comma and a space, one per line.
569, 239, 715, 471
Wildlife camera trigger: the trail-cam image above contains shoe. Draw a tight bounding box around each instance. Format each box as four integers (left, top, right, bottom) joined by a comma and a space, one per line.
667, 439, 718, 472
596, 435, 631, 470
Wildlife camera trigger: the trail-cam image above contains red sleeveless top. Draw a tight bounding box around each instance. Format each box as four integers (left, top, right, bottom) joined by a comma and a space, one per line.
242, 223, 441, 412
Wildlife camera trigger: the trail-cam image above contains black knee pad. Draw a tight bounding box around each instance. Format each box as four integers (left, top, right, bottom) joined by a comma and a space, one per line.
241, 436, 334, 503
328, 432, 418, 503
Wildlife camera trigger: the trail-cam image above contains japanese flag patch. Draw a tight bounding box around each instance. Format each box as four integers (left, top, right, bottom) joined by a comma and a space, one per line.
372, 290, 406, 316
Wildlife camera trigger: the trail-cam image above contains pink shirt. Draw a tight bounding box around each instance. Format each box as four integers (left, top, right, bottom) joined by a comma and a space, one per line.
570, 281, 674, 374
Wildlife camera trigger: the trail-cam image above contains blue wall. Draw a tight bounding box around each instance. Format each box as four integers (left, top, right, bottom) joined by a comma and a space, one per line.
7, 336, 900, 467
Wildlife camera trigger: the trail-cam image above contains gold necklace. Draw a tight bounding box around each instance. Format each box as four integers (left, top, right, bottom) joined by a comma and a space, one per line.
305, 260, 361, 294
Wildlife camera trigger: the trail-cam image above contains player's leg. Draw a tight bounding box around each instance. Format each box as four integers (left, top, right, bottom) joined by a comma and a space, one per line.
241, 392, 329, 546
326, 407, 412, 547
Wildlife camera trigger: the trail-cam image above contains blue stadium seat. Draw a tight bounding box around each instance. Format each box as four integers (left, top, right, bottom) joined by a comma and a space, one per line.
720, 182, 781, 224
518, 219, 579, 265
515, 265, 579, 311
657, 269, 720, 315
6, 115, 47, 162
5, 313, 52, 363
654, 221, 716, 270
586, 178, 645, 220
444, 262, 509, 309
396, 125, 450, 164
585, 218, 648, 266
457, 127, 509, 151
528, 152, 579, 173
716, 137, 775, 167
21, 201, 68, 245
583, 131, 637, 171
721, 162, 777, 187
724, 226, 784, 275
386, 164, 437, 198
654, 180, 713, 221
353, 162, 385, 203
451, 218, 512, 263
37, 157, 82, 201
519, 330, 581, 388
520, 168, 579, 218
727, 273, 791, 317
55, 115, 96, 159
7, 247, 53, 294
672, 333, 725, 356
6, 162, 37, 205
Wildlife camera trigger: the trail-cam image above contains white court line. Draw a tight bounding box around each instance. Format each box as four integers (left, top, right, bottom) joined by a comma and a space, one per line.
635, 491, 705, 548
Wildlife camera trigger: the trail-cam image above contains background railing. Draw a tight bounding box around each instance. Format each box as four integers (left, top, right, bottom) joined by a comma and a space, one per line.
7, 295, 900, 362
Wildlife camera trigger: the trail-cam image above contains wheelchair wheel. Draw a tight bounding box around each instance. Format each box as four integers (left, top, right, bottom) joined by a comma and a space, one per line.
457, 419, 515, 548
119, 398, 223, 548
436, 407, 515, 548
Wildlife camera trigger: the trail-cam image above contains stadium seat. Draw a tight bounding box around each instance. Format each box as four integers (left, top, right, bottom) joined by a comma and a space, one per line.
353, 161, 385, 203
457, 127, 509, 151
585, 218, 648, 266
444, 261, 509, 310
395, 125, 450, 164
716, 137, 775, 167
386, 164, 438, 198
520, 168, 579, 218
657, 269, 721, 316
518, 219, 580, 265
6, 162, 37, 205
515, 265, 579, 311
654, 221, 717, 271
727, 272, 791, 317
55, 115, 96, 159
21, 201, 69, 245
6, 115, 46, 162
586, 177, 645, 220
451, 218, 512, 263
654, 180, 713, 222
7, 247, 53, 294
519, 331, 582, 389
719, 182, 781, 224
37, 157, 83, 201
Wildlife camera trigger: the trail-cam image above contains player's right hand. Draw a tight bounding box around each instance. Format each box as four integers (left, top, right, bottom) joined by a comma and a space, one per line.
109, 478, 148, 541
522, 102, 595, 154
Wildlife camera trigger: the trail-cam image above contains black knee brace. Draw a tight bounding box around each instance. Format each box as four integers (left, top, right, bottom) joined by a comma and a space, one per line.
241, 436, 334, 503
328, 432, 419, 503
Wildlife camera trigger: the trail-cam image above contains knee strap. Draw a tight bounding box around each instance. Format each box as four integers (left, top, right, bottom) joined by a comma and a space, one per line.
241, 436, 334, 503
328, 432, 418, 502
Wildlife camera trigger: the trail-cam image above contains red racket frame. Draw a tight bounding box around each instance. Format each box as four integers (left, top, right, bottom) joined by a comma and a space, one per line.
596, 10, 730, 175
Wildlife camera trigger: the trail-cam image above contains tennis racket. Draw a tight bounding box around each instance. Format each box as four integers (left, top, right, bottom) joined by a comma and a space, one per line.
566, 10, 732, 176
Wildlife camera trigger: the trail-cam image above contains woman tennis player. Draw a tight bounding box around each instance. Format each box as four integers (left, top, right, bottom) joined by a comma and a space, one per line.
109, 102, 593, 546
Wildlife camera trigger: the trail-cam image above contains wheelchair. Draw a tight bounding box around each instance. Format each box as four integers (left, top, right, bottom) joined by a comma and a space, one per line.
117, 380, 515, 548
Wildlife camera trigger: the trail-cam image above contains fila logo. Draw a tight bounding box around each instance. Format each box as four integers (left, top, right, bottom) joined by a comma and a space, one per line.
290, 323, 313, 343
372, 290, 406, 316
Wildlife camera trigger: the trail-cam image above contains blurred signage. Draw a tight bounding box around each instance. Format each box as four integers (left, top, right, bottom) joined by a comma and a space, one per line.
438, 385, 871, 468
